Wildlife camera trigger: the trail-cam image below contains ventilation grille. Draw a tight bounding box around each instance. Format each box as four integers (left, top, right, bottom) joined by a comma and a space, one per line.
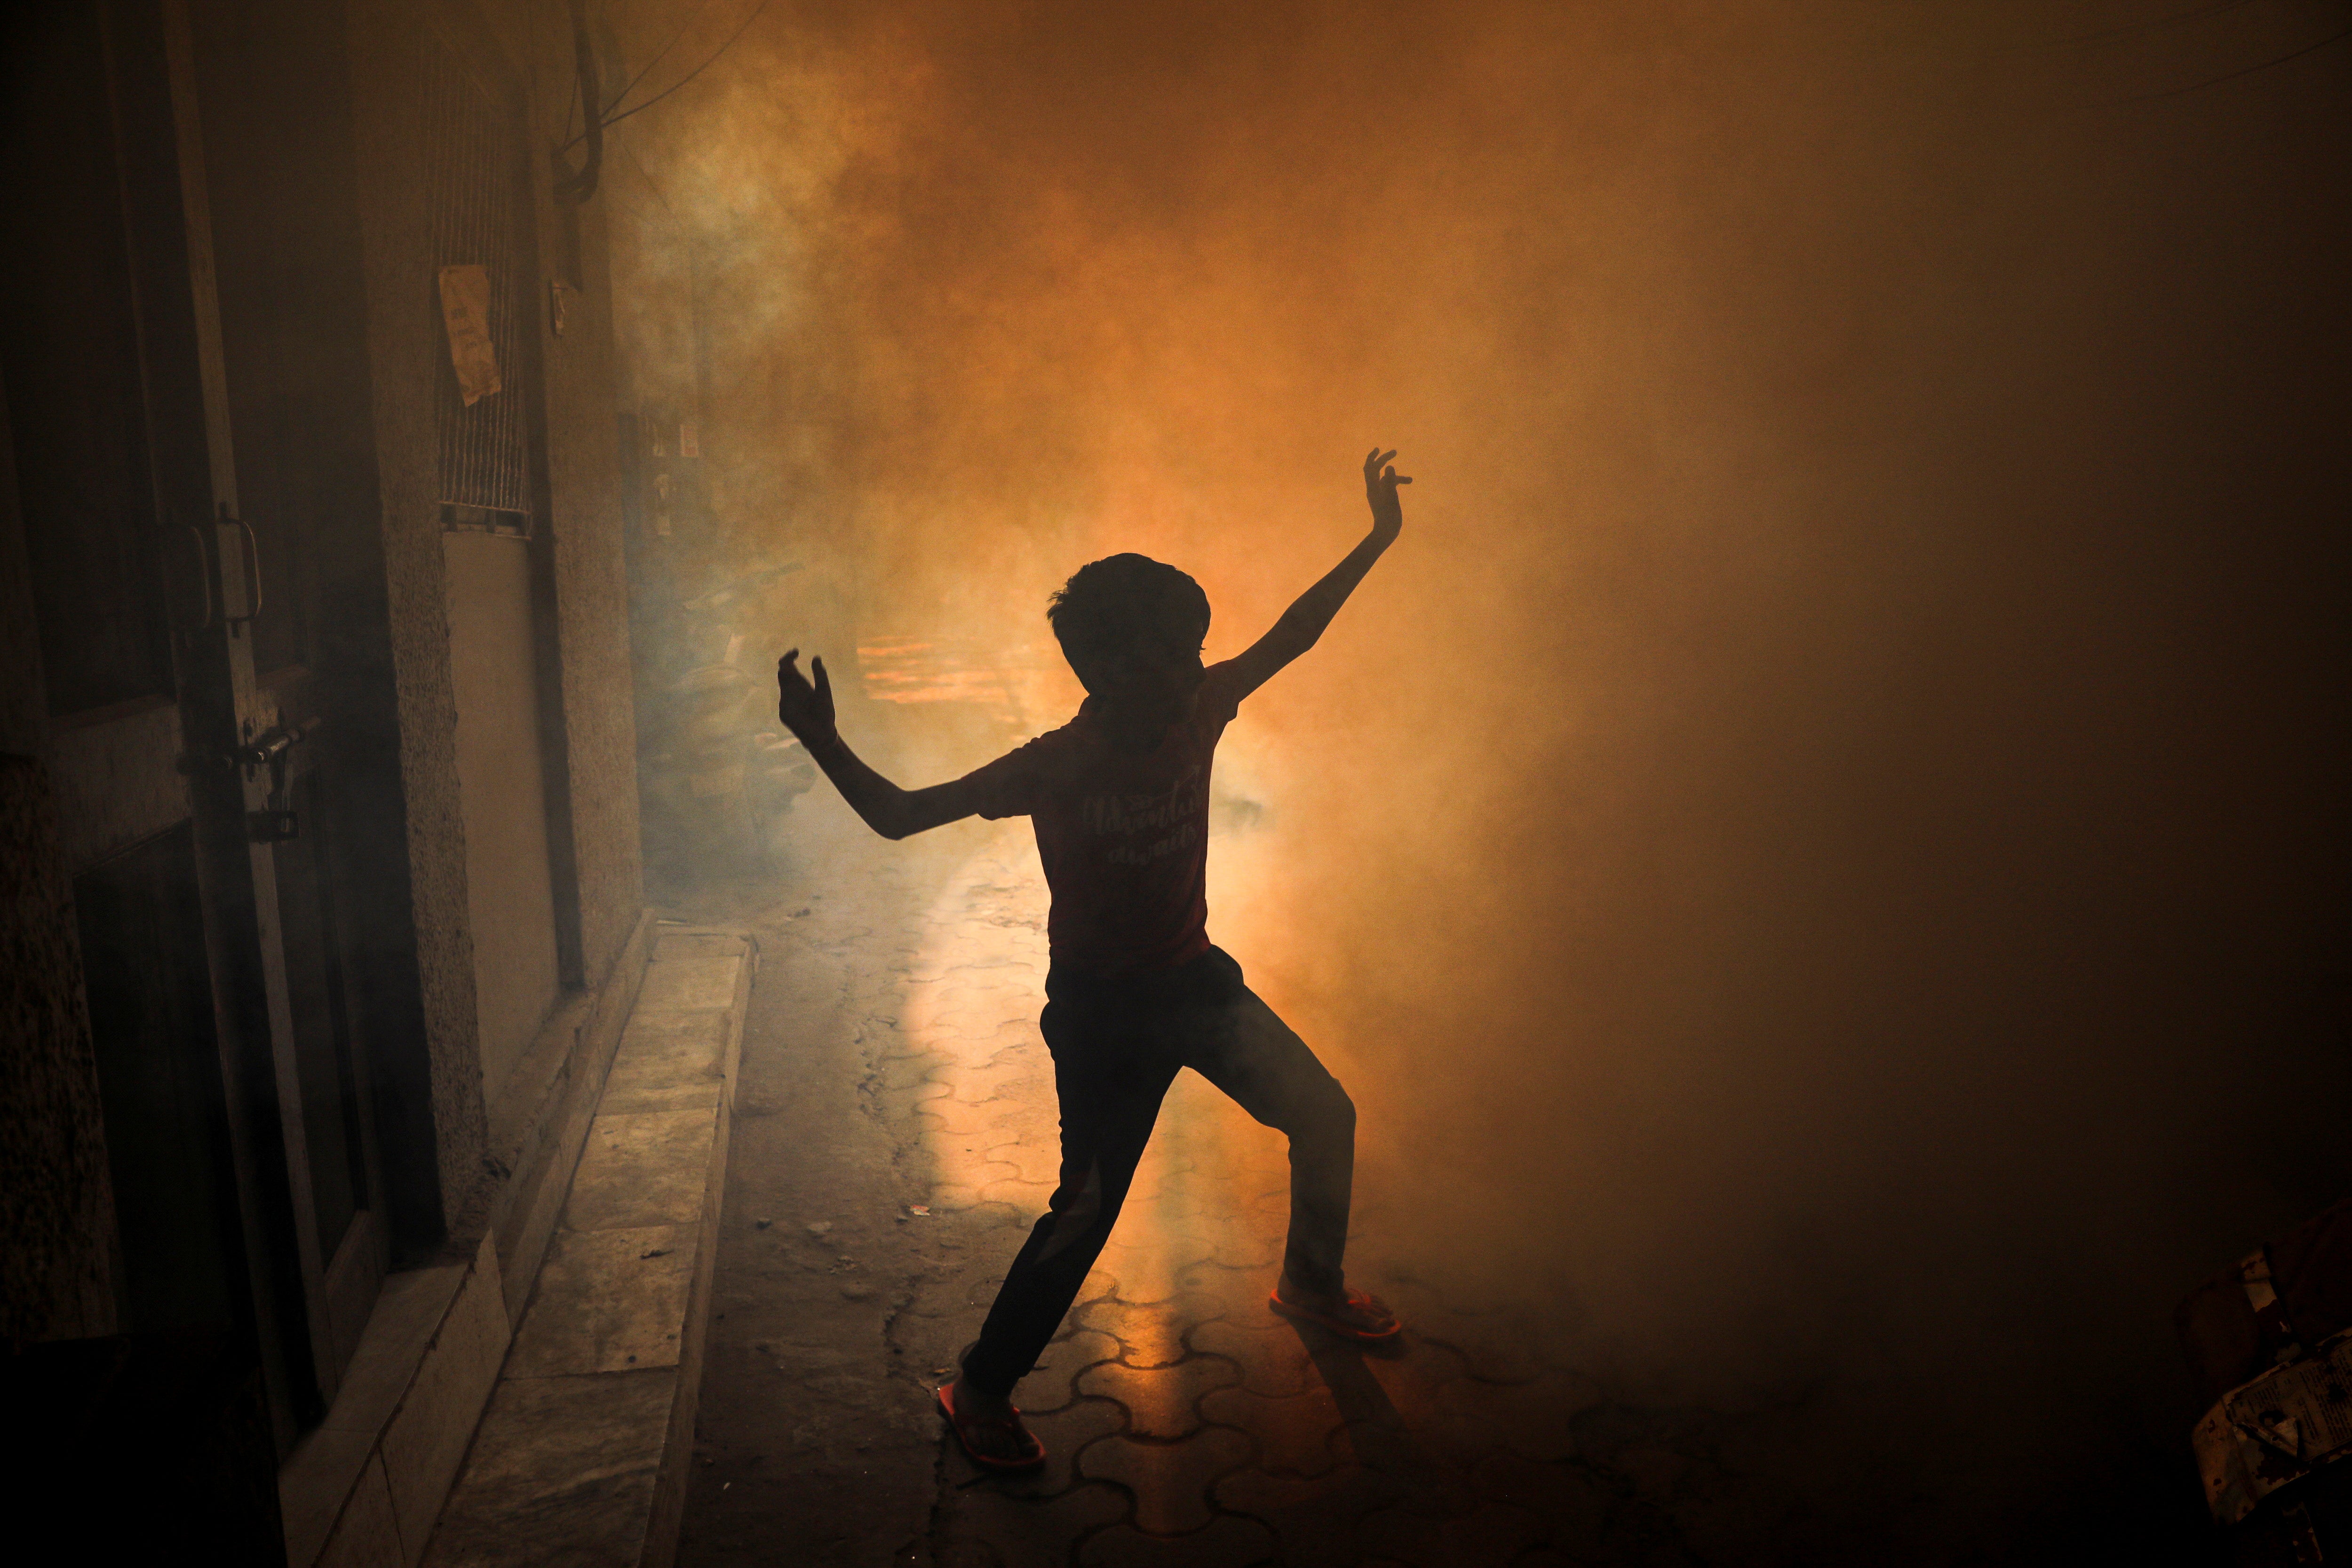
422, 31, 531, 533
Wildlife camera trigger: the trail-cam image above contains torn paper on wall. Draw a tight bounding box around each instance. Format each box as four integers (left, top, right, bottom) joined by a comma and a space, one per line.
437, 263, 501, 406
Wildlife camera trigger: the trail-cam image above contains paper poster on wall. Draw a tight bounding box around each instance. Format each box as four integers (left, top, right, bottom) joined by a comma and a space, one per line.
437, 264, 502, 406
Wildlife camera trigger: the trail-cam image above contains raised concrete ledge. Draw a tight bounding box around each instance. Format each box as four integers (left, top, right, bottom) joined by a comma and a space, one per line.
278, 1232, 509, 1568
481, 908, 659, 1330
424, 926, 754, 1568
280, 908, 656, 1568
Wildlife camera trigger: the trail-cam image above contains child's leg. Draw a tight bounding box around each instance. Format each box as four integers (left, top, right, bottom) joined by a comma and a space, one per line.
1179, 959, 1357, 1297
958, 1019, 1176, 1398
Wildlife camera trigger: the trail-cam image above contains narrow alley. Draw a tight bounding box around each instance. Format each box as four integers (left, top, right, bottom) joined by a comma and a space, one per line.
8, 5, 2348, 1565
667, 801, 1790, 1568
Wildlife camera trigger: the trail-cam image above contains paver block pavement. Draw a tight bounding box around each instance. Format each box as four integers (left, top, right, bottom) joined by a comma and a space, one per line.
979, 1175, 1056, 1209
1188, 1317, 1322, 1398
1076, 1355, 1244, 1440
1206, 1231, 1286, 1272
1020, 1327, 1124, 1415
1075, 1515, 1280, 1568
1210, 1465, 1399, 1568
1198, 1386, 1350, 1477
1356, 1498, 1547, 1568
679, 815, 1814, 1567
1094, 1234, 1222, 1306
1420, 1370, 1592, 1465
1077, 1426, 1254, 1535
1077, 1294, 1230, 1369
1471, 1449, 1586, 1512
963, 1394, 1128, 1498
938, 1481, 1129, 1568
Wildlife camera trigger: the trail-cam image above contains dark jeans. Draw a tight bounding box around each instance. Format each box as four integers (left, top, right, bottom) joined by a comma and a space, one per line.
958, 945, 1357, 1397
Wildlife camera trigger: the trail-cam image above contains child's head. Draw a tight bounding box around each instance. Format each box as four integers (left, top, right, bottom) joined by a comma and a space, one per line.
1047, 554, 1210, 714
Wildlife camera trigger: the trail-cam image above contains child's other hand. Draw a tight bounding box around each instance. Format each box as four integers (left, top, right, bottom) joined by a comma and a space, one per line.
1363, 447, 1411, 543
776, 649, 837, 744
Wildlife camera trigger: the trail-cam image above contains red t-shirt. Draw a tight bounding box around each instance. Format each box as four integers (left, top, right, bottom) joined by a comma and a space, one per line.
959, 661, 1245, 977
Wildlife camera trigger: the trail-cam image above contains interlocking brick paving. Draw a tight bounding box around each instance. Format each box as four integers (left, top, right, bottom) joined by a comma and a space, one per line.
676, 804, 1798, 1567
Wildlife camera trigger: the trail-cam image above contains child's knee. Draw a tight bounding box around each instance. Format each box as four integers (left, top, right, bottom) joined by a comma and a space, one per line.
1309, 1075, 1356, 1138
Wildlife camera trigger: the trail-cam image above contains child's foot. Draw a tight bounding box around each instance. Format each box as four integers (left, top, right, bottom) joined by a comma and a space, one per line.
1269, 1274, 1402, 1342
935, 1377, 1046, 1470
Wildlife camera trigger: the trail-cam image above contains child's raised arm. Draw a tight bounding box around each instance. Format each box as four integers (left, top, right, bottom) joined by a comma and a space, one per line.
775, 651, 986, 839
1223, 447, 1410, 703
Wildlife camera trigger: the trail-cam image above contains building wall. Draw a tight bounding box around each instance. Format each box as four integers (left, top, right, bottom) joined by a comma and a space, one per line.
0, 16, 650, 1539
0, 385, 117, 1344
532, 106, 646, 1002
342, 0, 491, 1234
338, 0, 644, 1240
444, 530, 564, 1099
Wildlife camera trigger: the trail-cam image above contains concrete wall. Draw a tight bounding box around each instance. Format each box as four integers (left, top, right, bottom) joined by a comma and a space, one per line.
342, 0, 488, 1238
337, 0, 644, 1245
1, 0, 643, 1367
532, 146, 647, 996
3, 10, 648, 1544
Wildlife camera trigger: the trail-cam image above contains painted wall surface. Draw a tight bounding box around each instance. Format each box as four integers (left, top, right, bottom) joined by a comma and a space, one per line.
444, 531, 563, 1100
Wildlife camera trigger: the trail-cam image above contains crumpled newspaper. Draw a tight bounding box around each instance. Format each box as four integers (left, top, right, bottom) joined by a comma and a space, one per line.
2194, 1329, 2352, 1524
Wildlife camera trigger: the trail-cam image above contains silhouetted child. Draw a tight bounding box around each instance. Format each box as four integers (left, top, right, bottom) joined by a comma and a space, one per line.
774, 448, 1413, 1468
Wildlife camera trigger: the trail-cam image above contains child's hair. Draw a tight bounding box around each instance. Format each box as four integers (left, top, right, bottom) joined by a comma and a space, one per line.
1045, 554, 1210, 660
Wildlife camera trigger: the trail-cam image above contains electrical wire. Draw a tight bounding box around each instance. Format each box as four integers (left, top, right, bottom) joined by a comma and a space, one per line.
593, 0, 772, 135
558, 0, 772, 154
600, 0, 718, 125
555, 0, 604, 202
2122, 21, 2352, 99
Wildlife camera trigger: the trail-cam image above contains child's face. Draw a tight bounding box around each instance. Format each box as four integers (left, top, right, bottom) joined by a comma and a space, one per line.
1071, 608, 1207, 726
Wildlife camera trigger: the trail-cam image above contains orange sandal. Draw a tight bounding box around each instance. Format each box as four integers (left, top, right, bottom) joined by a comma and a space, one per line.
934, 1383, 1046, 1471
1269, 1285, 1403, 1343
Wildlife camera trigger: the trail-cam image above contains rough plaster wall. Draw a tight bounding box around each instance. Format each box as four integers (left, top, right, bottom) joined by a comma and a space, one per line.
0, 390, 115, 1342
540, 172, 646, 989
0, 760, 115, 1343
350, 0, 488, 1225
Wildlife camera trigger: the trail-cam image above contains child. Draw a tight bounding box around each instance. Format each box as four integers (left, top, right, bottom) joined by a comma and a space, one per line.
774, 448, 1413, 1468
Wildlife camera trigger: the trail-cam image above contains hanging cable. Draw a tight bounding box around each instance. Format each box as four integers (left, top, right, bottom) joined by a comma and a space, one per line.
554, 0, 604, 203
558, 0, 773, 154
2122, 22, 2352, 100
601, 0, 717, 125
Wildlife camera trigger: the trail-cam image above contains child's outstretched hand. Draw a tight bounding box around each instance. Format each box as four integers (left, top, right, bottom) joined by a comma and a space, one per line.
776, 650, 837, 745
1363, 448, 1411, 543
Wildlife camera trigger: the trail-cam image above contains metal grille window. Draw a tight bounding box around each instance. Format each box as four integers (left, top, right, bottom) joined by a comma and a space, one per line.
422, 31, 532, 535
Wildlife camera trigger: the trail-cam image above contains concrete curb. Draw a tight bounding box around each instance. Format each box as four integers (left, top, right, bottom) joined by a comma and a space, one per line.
420, 925, 755, 1568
